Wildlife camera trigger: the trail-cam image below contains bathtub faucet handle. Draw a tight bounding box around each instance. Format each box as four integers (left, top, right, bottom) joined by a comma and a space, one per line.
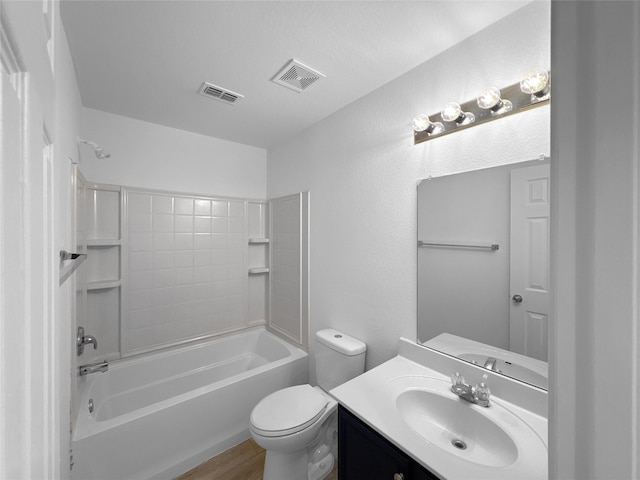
84, 335, 98, 349
78, 361, 108, 376
77, 326, 98, 355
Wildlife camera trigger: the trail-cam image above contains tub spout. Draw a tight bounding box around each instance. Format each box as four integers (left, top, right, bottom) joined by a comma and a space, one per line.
79, 361, 109, 376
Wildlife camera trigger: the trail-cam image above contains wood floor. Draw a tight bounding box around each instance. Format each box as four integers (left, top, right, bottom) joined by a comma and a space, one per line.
174, 439, 339, 480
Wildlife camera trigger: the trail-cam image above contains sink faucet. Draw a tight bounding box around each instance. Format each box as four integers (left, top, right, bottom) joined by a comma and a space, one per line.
483, 357, 499, 371
450, 372, 491, 407
79, 361, 109, 376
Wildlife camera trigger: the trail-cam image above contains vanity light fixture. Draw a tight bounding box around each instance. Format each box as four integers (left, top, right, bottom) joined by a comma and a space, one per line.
519, 70, 550, 101
413, 70, 550, 145
476, 87, 513, 115
441, 102, 475, 125
412, 114, 444, 135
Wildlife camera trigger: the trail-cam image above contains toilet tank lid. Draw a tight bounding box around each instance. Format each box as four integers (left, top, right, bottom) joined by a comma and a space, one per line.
315, 329, 366, 356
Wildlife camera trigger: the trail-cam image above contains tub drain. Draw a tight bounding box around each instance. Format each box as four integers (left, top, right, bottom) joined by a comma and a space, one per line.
452, 439, 467, 450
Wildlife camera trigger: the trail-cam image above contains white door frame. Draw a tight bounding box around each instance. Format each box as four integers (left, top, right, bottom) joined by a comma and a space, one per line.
0, 4, 58, 478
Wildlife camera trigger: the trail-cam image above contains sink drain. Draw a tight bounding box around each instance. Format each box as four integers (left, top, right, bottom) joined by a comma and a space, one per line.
451, 439, 467, 450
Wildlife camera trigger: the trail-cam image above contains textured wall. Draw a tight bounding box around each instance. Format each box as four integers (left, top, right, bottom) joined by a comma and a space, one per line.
79, 107, 267, 199
267, 2, 551, 376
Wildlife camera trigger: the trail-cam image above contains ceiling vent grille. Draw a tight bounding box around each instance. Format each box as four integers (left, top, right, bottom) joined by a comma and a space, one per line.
272, 59, 325, 93
198, 82, 244, 105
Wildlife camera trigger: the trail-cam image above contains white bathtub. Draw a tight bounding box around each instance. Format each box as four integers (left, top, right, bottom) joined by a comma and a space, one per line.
71, 327, 308, 480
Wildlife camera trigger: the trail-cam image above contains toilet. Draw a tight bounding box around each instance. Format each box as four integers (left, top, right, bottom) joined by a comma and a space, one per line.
250, 329, 366, 480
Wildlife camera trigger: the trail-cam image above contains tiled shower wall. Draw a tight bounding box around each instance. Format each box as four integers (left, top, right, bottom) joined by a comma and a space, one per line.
124, 189, 248, 356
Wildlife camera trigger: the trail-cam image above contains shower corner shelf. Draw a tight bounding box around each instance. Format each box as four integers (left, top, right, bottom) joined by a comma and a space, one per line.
87, 279, 122, 291
59, 252, 87, 286
87, 238, 121, 246
248, 238, 269, 244
248, 267, 270, 275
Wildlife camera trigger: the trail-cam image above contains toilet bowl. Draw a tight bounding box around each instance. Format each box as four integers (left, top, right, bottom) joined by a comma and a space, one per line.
249, 329, 366, 480
250, 385, 338, 480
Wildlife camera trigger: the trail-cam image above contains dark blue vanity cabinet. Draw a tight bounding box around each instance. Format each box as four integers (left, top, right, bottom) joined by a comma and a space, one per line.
338, 405, 440, 480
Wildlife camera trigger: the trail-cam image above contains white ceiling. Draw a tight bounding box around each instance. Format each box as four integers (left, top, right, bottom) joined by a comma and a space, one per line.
60, 1, 529, 149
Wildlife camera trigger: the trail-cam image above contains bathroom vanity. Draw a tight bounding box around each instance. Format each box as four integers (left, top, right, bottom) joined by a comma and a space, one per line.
331, 338, 548, 480
338, 405, 438, 479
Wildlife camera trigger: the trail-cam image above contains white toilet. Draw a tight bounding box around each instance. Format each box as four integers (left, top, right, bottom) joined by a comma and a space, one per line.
250, 329, 366, 480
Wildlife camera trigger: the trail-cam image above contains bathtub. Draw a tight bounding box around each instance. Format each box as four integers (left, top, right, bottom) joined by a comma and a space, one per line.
71, 327, 308, 480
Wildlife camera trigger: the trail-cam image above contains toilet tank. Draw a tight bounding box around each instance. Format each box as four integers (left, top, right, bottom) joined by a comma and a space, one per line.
315, 329, 366, 391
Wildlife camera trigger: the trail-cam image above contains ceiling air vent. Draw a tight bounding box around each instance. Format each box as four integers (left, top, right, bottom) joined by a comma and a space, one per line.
272, 59, 325, 93
198, 82, 244, 105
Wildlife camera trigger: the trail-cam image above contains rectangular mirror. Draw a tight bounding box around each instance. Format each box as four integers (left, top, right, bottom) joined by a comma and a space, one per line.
417, 158, 550, 389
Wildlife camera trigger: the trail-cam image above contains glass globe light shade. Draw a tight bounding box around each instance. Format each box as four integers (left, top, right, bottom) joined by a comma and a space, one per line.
412, 114, 431, 132
441, 102, 463, 122
477, 87, 513, 114
413, 114, 444, 135
520, 71, 549, 95
477, 87, 502, 109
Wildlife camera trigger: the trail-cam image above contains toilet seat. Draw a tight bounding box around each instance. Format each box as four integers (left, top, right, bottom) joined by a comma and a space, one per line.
250, 385, 328, 437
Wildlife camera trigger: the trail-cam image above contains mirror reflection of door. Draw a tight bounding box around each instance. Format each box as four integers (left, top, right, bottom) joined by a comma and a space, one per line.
417, 158, 551, 388
509, 164, 550, 361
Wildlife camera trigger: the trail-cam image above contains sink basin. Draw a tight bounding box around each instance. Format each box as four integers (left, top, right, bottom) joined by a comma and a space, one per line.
396, 388, 517, 467
387, 376, 547, 469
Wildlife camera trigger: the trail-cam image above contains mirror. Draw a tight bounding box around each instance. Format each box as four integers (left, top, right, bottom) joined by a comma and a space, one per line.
417, 158, 550, 389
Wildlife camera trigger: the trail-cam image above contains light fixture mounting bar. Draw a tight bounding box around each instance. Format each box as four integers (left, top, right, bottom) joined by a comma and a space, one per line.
414, 76, 550, 145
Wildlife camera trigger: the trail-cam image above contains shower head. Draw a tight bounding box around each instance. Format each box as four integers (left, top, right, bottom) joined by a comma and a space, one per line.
93, 147, 110, 159
78, 138, 111, 159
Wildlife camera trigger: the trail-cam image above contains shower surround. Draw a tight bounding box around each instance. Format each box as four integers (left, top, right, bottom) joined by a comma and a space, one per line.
73, 177, 310, 478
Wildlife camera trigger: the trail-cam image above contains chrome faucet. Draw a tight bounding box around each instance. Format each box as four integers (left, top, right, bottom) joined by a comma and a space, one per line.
450, 372, 491, 407
483, 356, 499, 371
79, 361, 109, 376
77, 326, 98, 356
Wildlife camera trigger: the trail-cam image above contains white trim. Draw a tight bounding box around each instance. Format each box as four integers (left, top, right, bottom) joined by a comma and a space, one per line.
267, 193, 308, 348
43, 140, 57, 477
551, 3, 640, 477
1, 25, 30, 477
0, 8, 20, 77
631, 3, 640, 476
0, 5, 59, 476
298, 192, 303, 346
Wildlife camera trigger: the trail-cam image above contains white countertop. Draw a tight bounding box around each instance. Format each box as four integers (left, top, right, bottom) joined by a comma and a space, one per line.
330, 339, 548, 480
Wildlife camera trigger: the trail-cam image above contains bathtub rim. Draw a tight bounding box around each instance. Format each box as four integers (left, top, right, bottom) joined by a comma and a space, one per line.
113, 324, 294, 366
